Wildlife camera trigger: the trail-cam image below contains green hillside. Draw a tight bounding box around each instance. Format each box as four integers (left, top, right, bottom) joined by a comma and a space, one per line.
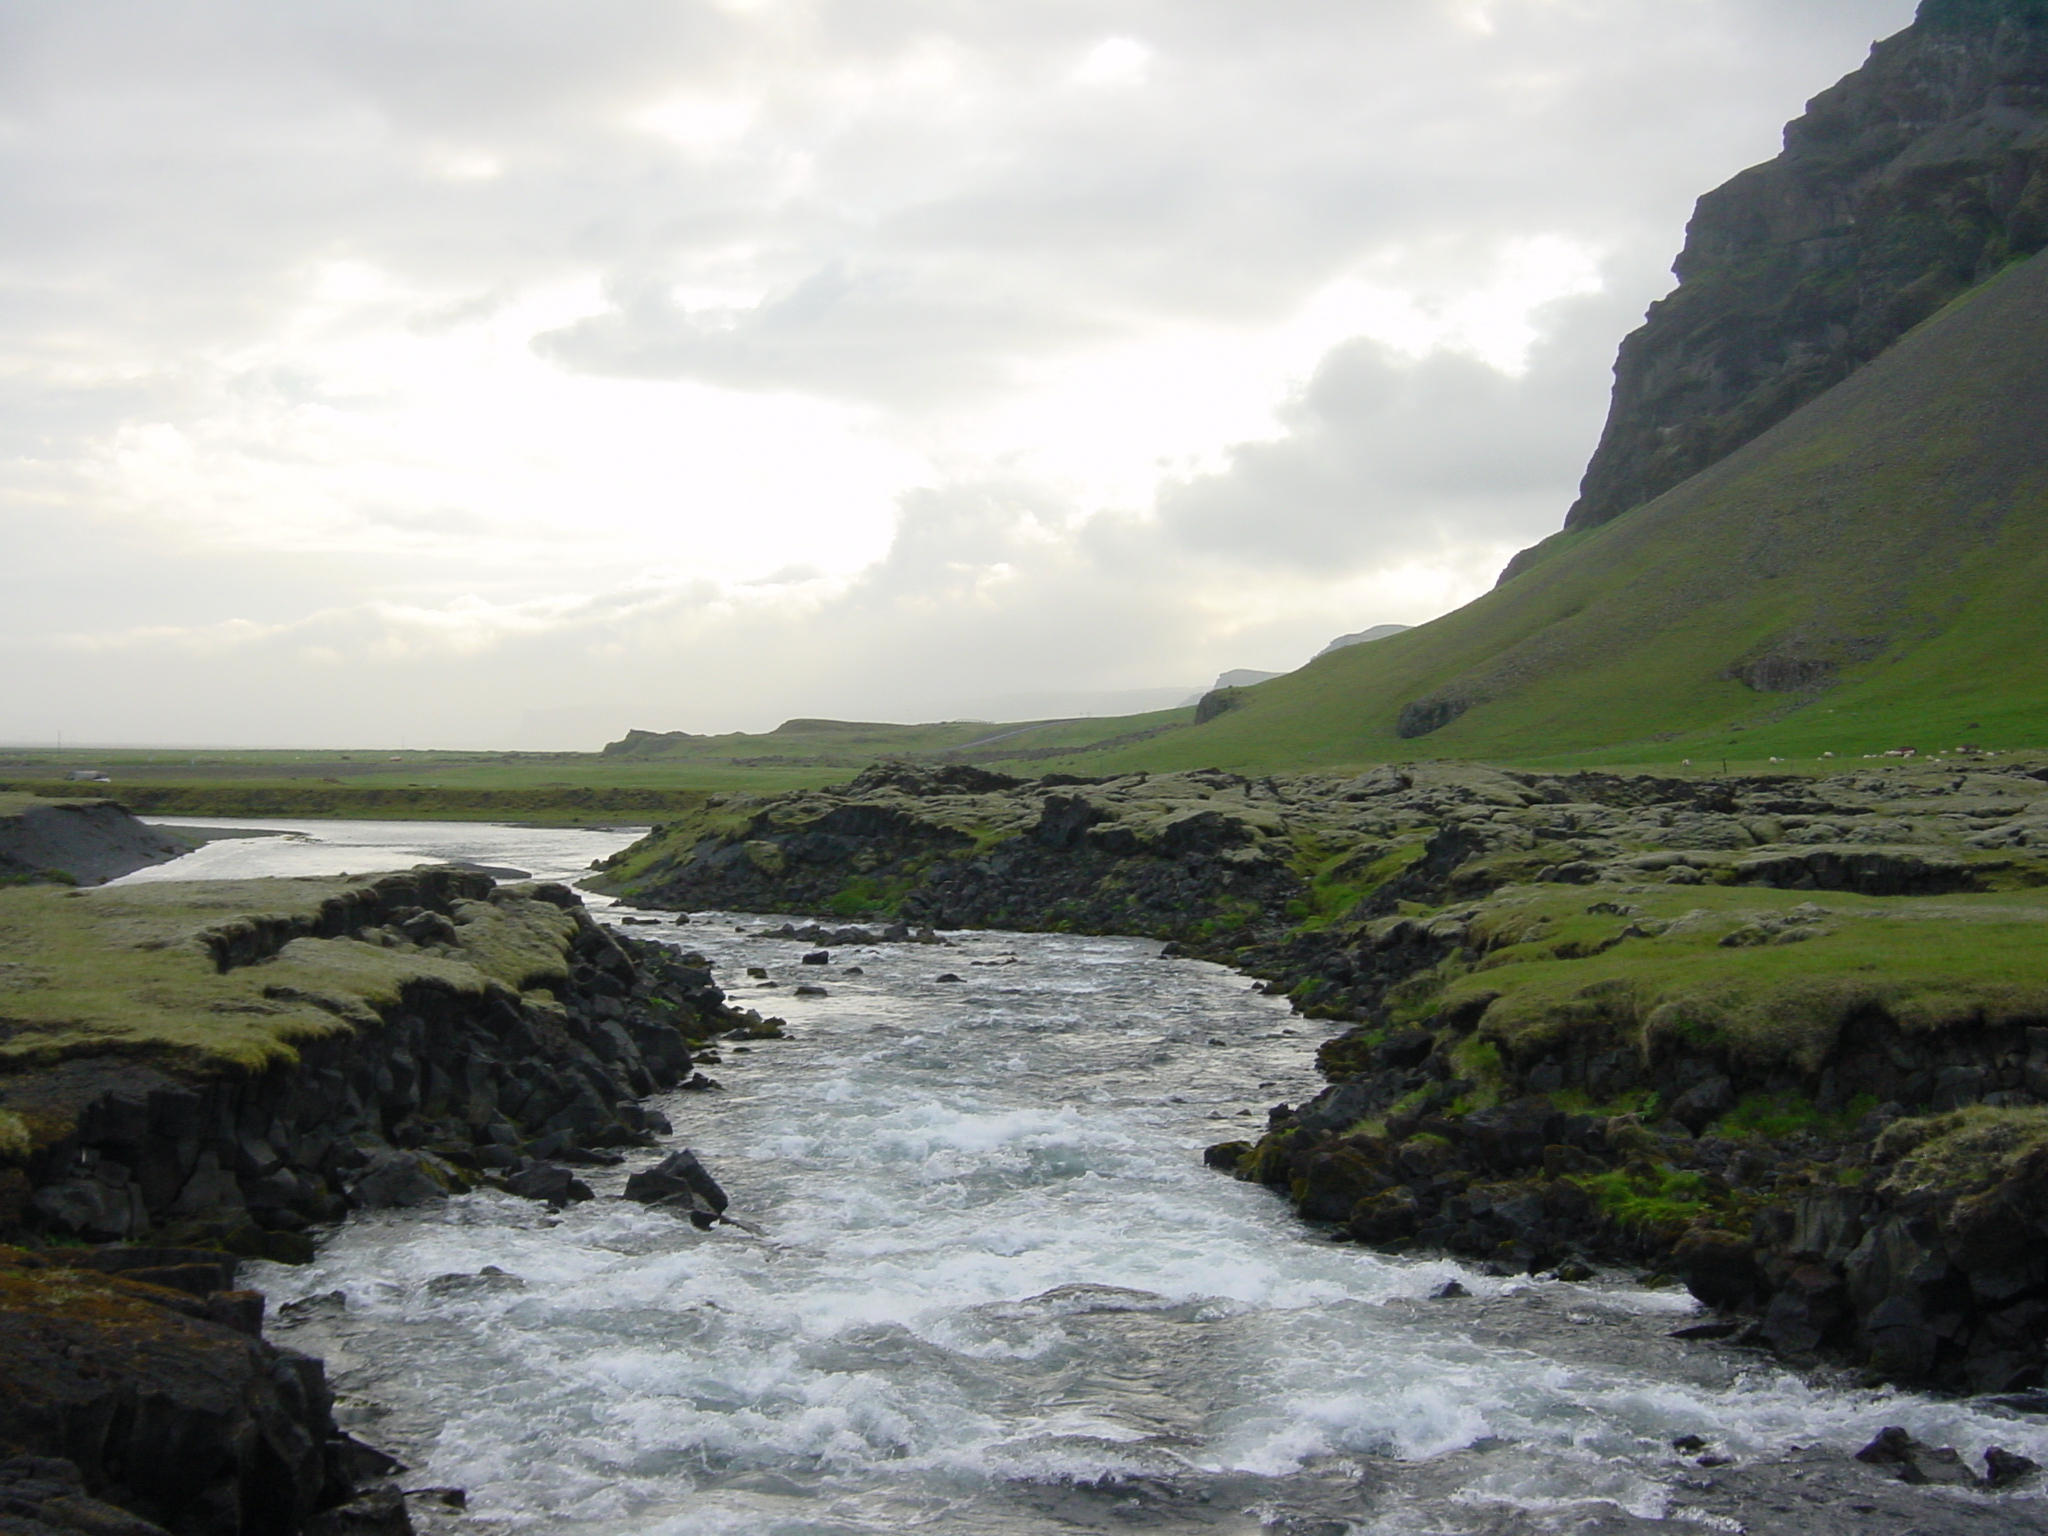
598, 709, 1193, 769
1072, 250, 2048, 774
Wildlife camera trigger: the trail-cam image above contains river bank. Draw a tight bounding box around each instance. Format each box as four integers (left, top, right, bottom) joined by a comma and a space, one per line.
591, 759, 2048, 1402
0, 794, 191, 885
0, 859, 772, 1533
5, 809, 2043, 1533
0, 778, 710, 828
242, 910, 2048, 1535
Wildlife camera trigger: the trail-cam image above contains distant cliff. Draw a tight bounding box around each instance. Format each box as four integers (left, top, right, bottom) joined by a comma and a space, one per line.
1316, 624, 1409, 657
1527, 0, 2048, 565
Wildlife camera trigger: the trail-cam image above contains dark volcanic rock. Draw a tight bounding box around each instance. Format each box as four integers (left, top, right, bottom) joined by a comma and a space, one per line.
0, 1250, 354, 1535
301, 1487, 412, 1536
345, 1151, 451, 1210
622, 1150, 730, 1214
1855, 1425, 1982, 1487
1537, 0, 2048, 549
0, 1454, 173, 1535
502, 1162, 593, 1207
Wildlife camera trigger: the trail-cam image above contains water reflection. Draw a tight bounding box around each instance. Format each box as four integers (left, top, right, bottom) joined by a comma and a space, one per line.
111, 816, 642, 889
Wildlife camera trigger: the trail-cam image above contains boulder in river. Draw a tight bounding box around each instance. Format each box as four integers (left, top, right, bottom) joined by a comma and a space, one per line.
623, 1150, 729, 1214
302, 1486, 413, 1535
502, 1162, 593, 1207
1853, 1425, 2039, 1488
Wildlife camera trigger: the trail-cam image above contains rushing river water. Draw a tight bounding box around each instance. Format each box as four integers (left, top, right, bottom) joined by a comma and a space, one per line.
119, 823, 2048, 1534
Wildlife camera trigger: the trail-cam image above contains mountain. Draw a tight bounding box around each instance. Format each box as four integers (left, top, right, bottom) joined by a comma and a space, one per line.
1040, 2, 2048, 774
1185, 637, 1411, 707
1503, 0, 2047, 581
594, 4, 2043, 779
1087, 241, 2048, 770
1316, 625, 1410, 657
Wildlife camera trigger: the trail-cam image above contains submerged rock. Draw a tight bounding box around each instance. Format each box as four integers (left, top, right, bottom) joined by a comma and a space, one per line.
303, 1486, 413, 1536
1851, 1425, 2033, 1489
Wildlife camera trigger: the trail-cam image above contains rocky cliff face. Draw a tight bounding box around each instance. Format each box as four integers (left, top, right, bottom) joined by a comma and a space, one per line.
1533, 0, 2048, 557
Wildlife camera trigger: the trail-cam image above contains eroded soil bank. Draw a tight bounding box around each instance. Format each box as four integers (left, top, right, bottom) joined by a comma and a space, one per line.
594, 758, 2048, 1403
0, 795, 189, 885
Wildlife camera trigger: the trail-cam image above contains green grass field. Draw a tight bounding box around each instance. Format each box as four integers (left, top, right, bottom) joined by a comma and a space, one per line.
0, 708, 1201, 820
0, 876, 572, 1081
1429, 884, 2048, 1078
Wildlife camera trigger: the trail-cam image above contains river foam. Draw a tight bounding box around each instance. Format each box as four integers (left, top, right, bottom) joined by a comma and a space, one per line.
193, 889, 2041, 1534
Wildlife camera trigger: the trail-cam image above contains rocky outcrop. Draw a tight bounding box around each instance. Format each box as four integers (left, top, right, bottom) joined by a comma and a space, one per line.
0, 868, 765, 1531
594, 762, 1316, 941
0, 797, 187, 885
1532, 0, 2048, 554
1223, 1023, 2048, 1392
3, 872, 752, 1252
599, 755, 2048, 1391
600, 728, 702, 758
1393, 696, 1470, 740
1316, 624, 1409, 657
0, 1245, 368, 1536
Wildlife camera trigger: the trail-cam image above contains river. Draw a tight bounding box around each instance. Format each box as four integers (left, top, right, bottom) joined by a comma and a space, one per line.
114, 821, 2048, 1534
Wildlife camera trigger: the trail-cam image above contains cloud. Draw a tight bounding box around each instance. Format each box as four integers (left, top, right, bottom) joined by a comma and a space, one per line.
1072, 37, 1153, 88
534, 260, 1112, 407
1156, 286, 1636, 571
0, 0, 1925, 746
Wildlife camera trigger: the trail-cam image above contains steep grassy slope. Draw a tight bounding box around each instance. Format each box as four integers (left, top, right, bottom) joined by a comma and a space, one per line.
1081, 249, 2048, 773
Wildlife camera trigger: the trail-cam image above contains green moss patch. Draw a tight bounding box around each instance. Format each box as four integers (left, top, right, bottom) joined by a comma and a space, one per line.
1439, 885, 2048, 1075
1713, 1090, 1879, 1140
1875, 1104, 2048, 1196
0, 875, 578, 1096
1572, 1163, 1714, 1234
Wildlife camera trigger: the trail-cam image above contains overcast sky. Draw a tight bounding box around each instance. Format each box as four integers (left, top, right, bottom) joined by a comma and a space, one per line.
0, 0, 1918, 748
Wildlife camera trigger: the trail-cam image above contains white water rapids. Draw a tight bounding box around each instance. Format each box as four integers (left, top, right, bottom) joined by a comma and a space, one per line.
120, 820, 2048, 1534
